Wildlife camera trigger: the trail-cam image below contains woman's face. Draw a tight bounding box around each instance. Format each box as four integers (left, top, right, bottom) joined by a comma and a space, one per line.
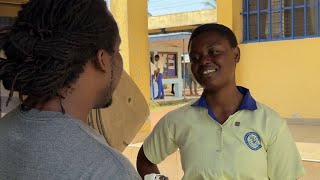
189, 31, 240, 92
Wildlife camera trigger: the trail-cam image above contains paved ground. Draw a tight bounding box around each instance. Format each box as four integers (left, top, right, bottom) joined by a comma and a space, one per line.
124, 104, 320, 180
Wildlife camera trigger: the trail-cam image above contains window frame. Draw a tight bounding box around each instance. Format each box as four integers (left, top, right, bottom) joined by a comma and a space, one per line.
242, 0, 319, 43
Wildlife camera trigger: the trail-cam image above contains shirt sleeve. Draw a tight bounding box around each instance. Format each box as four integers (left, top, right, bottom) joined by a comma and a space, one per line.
143, 115, 178, 164
158, 61, 164, 71
267, 120, 306, 179
150, 62, 156, 74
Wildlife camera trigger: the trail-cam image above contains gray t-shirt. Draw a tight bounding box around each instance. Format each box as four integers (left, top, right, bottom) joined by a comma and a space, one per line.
0, 106, 141, 180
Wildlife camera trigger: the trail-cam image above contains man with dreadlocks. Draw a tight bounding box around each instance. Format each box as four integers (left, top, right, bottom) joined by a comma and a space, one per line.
0, 0, 141, 179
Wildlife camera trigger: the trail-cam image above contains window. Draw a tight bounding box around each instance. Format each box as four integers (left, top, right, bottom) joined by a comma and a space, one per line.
243, 0, 319, 42
158, 52, 178, 78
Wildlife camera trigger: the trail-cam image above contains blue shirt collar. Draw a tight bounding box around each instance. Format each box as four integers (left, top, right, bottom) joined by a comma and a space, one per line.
191, 86, 257, 111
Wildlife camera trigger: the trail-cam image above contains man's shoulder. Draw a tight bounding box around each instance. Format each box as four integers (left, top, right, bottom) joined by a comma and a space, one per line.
68, 119, 140, 179
0, 110, 140, 179
90, 147, 140, 179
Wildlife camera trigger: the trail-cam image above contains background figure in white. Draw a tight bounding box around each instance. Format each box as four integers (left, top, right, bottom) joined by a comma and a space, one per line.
150, 61, 158, 99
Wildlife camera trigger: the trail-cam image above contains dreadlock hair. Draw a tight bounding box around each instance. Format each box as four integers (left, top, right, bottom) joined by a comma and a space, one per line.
188, 23, 238, 52
0, 0, 119, 108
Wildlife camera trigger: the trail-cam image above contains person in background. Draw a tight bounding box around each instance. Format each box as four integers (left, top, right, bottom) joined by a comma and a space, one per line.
155, 55, 164, 99
150, 58, 158, 99
171, 84, 175, 95
187, 63, 198, 95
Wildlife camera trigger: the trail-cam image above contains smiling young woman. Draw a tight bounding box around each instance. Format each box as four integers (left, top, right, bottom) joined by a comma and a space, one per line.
137, 23, 305, 180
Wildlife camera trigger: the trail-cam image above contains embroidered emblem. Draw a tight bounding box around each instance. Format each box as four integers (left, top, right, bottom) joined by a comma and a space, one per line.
244, 132, 262, 151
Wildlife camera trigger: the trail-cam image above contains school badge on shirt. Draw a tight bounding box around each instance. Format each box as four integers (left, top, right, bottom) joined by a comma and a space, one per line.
244, 132, 262, 151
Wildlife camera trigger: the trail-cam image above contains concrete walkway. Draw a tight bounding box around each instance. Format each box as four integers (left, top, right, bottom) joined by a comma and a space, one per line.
289, 123, 320, 163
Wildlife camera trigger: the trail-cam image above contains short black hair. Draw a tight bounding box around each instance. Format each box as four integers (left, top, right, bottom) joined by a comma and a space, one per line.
0, 0, 119, 106
188, 23, 238, 52
155, 55, 159, 58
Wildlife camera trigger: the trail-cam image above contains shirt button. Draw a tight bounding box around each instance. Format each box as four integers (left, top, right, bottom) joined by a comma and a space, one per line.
216, 150, 222, 153
217, 127, 222, 131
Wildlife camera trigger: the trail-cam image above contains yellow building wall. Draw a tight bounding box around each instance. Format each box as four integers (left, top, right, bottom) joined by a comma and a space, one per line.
110, 0, 150, 102
0, 4, 20, 16
217, 0, 320, 118
238, 39, 320, 118
110, 0, 151, 133
148, 9, 217, 30
0, 1, 26, 16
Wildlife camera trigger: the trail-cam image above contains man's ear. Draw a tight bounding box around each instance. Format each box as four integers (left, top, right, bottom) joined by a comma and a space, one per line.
95, 49, 112, 72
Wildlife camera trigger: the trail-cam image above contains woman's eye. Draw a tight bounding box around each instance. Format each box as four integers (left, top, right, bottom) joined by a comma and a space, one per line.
208, 49, 220, 56
190, 56, 199, 63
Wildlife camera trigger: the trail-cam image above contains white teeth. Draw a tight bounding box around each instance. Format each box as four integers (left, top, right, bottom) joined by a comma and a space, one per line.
203, 69, 216, 75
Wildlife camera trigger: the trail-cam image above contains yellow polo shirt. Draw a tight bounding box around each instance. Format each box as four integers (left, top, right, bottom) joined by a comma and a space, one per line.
143, 87, 305, 180
150, 62, 157, 75
156, 59, 164, 74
